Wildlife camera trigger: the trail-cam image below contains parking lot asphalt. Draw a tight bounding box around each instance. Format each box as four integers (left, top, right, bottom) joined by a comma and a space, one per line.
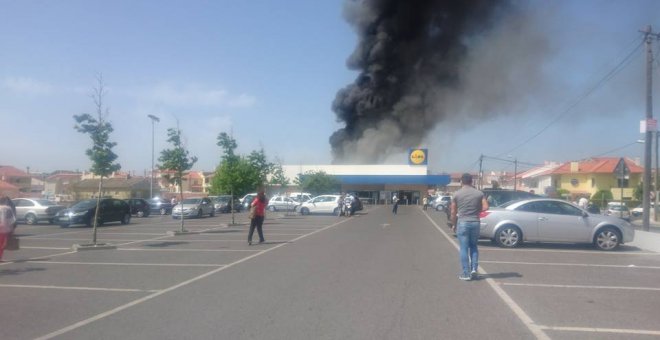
2, 206, 660, 339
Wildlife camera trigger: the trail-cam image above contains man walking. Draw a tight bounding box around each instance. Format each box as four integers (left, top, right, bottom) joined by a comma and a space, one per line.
450, 173, 489, 281
392, 194, 399, 215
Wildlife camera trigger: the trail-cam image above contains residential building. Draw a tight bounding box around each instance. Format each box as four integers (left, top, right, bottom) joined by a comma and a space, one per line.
72, 178, 152, 200
550, 157, 643, 201
44, 172, 82, 202
0, 165, 31, 194
0, 180, 19, 198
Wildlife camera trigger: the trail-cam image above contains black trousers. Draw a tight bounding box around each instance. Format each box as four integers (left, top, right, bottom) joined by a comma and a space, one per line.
248, 215, 265, 243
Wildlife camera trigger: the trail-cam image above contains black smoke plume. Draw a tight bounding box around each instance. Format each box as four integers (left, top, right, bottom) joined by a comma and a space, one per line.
330, 0, 511, 163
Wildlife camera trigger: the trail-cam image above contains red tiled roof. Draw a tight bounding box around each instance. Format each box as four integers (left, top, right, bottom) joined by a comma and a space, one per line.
0, 180, 18, 190
551, 157, 643, 174
0, 166, 29, 178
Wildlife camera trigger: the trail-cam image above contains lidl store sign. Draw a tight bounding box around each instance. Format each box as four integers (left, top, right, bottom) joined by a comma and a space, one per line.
408, 148, 428, 165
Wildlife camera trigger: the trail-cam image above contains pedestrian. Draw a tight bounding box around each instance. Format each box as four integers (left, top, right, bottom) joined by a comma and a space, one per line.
422, 196, 428, 210
392, 194, 399, 215
578, 196, 589, 210
450, 173, 489, 281
0, 196, 16, 233
338, 192, 345, 216
0, 197, 16, 261
248, 190, 268, 245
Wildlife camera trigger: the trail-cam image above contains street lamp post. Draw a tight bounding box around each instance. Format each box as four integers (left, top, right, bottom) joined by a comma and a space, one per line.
147, 114, 160, 199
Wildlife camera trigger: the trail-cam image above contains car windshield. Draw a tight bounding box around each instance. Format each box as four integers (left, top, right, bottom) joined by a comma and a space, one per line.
214, 197, 231, 203
71, 200, 97, 209
181, 198, 201, 204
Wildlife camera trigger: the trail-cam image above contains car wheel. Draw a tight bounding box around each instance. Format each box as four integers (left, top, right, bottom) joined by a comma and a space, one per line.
333, 207, 339, 215
160, 208, 167, 215
59, 224, 69, 228
268, 206, 276, 212
210, 209, 215, 217
121, 213, 131, 225
25, 213, 38, 225
197, 209, 203, 218
301, 207, 310, 215
137, 210, 145, 218
495, 225, 522, 248
594, 227, 621, 251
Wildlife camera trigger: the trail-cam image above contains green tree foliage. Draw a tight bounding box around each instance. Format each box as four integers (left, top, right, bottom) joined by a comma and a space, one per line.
248, 148, 273, 184
73, 77, 121, 178
73, 75, 120, 244
211, 158, 260, 197
211, 132, 260, 197
591, 189, 614, 208
269, 162, 289, 188
159, 127, 197, 231
297, 171, 340, 196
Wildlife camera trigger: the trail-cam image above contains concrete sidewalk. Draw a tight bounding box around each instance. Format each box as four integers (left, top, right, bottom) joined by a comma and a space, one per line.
628, 219, 660, 252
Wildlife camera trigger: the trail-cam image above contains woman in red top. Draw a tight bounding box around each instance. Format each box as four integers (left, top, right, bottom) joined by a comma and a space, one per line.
248, 190, 268, 245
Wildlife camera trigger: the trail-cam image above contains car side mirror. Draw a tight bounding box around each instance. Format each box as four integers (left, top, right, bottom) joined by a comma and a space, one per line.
582, 212, 588, 218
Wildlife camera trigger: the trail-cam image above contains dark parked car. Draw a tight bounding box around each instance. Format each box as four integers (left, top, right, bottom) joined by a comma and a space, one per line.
482, 189, 540, 207
12, 198, 66, 224
54, 198, 131, 228
125, 198, 151, 217
210, 195, 242, 213
148, 198, 174, 215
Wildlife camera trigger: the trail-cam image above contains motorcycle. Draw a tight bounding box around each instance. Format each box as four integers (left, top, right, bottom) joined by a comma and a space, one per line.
343, 200, 353, 217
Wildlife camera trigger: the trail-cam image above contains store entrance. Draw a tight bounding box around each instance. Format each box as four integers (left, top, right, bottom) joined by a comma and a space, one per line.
395, 191, 420, 205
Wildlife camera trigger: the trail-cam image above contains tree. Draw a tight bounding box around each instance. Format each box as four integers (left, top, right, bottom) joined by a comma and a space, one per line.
591, 189, 614, 208
211, 157, 260, 197
159, 126, 197, 232
73, 75, 121, 245
269, 161, 289, 190
248, 148, 273, 185
297, 171, 340, 196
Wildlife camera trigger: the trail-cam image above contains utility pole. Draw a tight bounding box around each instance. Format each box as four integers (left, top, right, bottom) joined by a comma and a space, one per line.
478, 154, 484, 190
513, 158, 518, 191
147, 114, 160, 199
641, 26, 659, 231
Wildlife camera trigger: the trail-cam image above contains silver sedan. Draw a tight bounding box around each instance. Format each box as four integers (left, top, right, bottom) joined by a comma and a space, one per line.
479, 198, 634, 251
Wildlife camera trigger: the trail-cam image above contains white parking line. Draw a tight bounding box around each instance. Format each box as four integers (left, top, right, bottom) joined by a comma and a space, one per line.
502, 282, 660, 291
118, 248, 258, 252
480, 247, 659, 255
423, 211, 550, 340
0, 284, 159, 293
18, 246, 70, 250
25, 261, 227, 267
35, 217, 353, 340
481, 260, 660, 270
537, 325, 660, 336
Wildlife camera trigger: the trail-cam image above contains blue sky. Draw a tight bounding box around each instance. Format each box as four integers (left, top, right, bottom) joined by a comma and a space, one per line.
1, 0, 659, 176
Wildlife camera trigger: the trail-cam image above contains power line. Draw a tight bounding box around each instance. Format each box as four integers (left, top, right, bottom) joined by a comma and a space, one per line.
497, 37, 644, 158
592, 141, 642, 158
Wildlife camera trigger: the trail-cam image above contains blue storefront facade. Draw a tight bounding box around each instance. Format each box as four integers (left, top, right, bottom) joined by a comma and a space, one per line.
280, 165, 450, 205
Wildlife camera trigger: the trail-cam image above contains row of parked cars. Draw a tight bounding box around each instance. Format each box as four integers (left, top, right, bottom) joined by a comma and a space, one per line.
9, 195, 249, 229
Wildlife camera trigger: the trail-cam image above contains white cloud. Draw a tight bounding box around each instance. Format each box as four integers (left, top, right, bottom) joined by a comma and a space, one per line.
228, 93, 257, 108
2, 77, 53, 95
142, 82, 256, 108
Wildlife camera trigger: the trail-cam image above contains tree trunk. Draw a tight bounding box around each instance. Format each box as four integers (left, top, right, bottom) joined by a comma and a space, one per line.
92, 177, 103, 245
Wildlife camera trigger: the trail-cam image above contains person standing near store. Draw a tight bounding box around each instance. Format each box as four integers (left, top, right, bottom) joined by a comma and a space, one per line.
450, 173, 489, 281
248, 190, 268, 245
392, 194, 399, 215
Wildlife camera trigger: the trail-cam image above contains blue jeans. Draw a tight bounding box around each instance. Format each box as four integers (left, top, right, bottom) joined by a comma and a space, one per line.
457, 221, 480, 276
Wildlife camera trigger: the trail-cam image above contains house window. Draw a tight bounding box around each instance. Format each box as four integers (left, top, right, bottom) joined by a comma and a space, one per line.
617, 178, 629, 188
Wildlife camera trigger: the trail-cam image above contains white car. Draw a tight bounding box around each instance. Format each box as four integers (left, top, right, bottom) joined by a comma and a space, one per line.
267, 195, 300, 212
296, 195, 341, 215
172, 197, 215, 219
